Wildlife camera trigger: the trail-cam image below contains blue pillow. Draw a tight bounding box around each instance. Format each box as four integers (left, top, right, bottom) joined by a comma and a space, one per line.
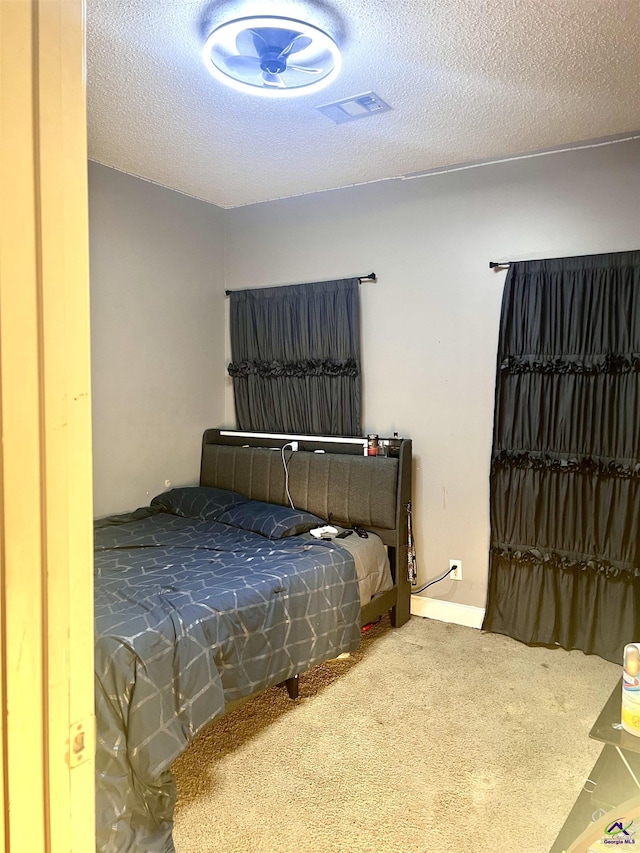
150, 486, 247, 521
217, 500, 324, 539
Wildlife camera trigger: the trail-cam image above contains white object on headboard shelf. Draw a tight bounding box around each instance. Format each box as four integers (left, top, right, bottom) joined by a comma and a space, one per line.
220, 429, 368, 451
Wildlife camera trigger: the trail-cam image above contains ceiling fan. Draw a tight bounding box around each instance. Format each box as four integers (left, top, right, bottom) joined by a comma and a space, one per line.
203, 16, 341, 96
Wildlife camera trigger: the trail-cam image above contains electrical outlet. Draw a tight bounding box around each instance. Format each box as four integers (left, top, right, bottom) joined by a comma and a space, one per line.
449, 559, 462, 581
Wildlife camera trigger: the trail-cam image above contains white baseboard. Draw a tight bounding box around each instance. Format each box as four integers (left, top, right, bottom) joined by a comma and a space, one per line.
410, 595, 485, 630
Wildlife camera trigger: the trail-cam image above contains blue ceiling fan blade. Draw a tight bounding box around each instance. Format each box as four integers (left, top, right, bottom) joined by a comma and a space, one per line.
278, 34, 312, 59
262, 71, 286, 88
224, 55, 262, 73
287, 65, 322, 74
235, 28, 268, 57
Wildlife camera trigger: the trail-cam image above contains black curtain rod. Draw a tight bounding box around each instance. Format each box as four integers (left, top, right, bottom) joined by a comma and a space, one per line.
225, 273, 376, 296
489, 261, 511, 269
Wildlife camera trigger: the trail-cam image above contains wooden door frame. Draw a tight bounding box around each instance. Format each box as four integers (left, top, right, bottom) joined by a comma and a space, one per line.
0, 2, 95, 851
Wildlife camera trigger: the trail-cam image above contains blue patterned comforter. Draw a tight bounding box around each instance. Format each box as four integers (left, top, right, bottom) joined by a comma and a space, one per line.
94, 508, 361, 853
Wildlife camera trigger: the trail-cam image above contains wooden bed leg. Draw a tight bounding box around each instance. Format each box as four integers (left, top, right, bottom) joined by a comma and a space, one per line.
284, 674, 299, 699
390, 589, 411, 628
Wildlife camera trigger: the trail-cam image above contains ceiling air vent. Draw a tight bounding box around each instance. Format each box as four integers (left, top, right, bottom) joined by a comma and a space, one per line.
317, 92, 392, 124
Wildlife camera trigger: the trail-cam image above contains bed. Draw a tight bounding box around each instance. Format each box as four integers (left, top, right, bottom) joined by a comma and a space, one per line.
94, 429, 412, 853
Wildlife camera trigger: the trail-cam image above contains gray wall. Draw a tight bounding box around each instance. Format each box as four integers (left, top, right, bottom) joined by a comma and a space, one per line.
223, 140, 640, 609
88, 142, 640, 608
89, 163, 227, 517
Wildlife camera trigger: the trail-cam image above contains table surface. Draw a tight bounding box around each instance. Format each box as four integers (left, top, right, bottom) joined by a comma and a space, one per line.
589, 677, 640, 754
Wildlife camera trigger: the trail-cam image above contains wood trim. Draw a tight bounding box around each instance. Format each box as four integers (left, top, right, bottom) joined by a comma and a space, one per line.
0, 2, 94, 851
410, 595, 486, 629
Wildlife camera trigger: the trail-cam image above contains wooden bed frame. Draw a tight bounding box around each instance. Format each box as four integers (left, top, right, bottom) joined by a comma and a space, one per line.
199, 428, 413, 632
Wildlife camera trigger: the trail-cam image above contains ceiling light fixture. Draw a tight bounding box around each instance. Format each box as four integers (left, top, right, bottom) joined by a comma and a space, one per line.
202, 16, 341, 97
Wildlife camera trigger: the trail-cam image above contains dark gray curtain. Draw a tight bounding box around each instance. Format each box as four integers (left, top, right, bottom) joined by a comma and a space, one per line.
482, 250, 640, 663
228, 278, 361, 435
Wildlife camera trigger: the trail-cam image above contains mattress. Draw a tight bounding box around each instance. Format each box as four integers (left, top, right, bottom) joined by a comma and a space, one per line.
301, 527, 392, 605
93, 506, 368, 853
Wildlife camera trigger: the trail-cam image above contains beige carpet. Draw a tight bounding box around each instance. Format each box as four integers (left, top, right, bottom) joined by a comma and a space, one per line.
172, 614, 620, 853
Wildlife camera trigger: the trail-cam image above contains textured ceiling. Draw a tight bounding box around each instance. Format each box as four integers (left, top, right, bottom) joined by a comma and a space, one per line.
87, 0, 640, 208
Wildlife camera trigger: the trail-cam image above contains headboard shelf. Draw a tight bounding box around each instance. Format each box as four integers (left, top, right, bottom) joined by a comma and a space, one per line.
211, 428, 404, 457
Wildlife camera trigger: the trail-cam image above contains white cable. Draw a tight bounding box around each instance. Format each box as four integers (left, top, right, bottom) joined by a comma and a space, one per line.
281, 443, 295, 509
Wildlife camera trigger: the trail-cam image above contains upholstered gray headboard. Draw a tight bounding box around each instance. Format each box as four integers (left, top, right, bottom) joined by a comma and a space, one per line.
201, 443, 398, 530
199, 429, 413, 628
